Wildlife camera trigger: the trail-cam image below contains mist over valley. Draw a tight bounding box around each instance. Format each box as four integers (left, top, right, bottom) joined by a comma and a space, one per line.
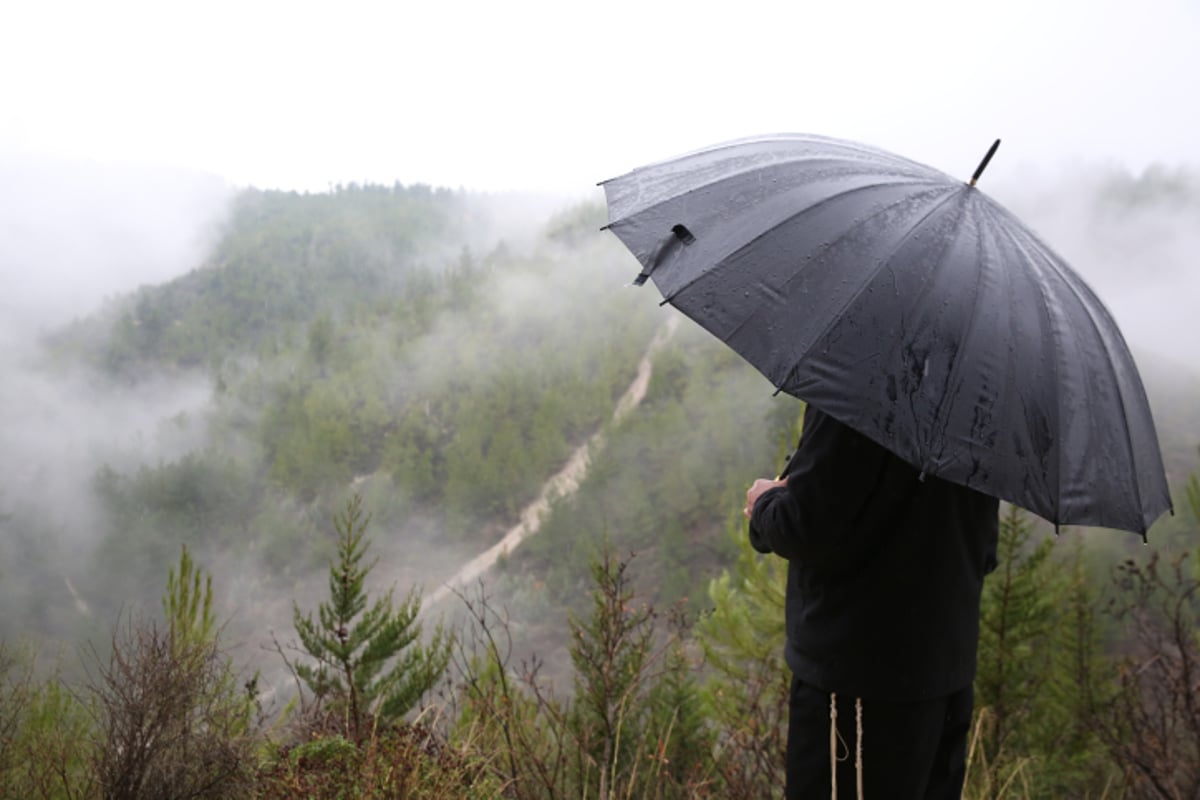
1, 155, 1198, 662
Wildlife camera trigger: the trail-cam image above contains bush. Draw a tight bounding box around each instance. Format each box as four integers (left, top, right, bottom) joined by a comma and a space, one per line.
87, 618, 258, 800
0, 648, 96, 800
85, 545, 259, 799
255, 722, 504, 799
451, 551, 718, 799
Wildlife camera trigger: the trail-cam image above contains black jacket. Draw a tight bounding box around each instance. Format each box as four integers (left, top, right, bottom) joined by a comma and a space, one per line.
750, 407, 999, 701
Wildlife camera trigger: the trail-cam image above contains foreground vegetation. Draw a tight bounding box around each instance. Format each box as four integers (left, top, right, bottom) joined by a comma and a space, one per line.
3, 172, 1200, 797
3, 480, 1200, 799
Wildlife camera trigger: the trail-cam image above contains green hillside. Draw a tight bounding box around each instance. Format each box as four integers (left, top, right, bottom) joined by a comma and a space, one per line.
54, 184, 478, 373
6, 184, 795, 649
3, 172, 1200, 798
8, 175, 1200, 646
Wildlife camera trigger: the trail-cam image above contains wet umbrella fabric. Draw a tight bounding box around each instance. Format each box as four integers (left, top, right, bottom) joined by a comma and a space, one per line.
601, 133, 1172, 535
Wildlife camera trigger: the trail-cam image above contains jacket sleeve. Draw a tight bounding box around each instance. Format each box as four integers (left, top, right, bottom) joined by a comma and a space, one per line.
749, 408, 895, 568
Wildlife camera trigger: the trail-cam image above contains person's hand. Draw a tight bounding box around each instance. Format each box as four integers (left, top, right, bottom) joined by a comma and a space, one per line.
744, 477, 787, 518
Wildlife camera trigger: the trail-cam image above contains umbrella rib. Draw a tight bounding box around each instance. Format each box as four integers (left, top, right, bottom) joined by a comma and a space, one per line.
700, 181, 951, 364
609, 154, 938, 234
887, 193, 975, 472
992, 209, 1153, 531
987, 214, 1068, 522
772, 188, 966, 398
921, 195, 992, 474
776, 184, 956, 294
661, 177, 946, 308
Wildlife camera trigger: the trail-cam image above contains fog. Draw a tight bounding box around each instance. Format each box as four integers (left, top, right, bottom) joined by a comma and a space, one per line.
0, 156, 235, 651
0, 150, 232, 333
0, 159, 226, 504
1, 150, 1197, 677
992, 164, 1200, 372
0, 155, 595, 677
0, 157, 231, 504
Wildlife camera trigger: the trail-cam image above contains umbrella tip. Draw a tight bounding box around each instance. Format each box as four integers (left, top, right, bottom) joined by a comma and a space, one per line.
968, 139, 1002, 187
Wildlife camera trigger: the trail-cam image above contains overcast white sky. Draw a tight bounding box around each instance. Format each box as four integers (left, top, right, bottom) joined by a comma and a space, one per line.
2, 0, 1198, 194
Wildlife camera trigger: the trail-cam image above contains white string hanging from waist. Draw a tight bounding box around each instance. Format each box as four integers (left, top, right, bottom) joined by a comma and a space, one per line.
830, 692, 839, 800
829, 693, 866, 800
855, 697, 864, 800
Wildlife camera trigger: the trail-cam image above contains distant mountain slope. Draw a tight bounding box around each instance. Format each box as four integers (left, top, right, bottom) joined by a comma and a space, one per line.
5, 172, 1197, 662
3, 188, 673, 646
52, 183, 481, 373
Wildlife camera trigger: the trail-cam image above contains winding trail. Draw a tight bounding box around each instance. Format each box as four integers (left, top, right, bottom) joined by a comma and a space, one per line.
425, 318, 677, 609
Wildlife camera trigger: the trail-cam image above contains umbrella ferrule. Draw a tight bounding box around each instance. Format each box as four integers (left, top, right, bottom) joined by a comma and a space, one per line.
968, 139, 1002, 187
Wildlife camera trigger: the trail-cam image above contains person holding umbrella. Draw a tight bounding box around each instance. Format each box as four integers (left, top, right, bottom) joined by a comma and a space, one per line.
601, 133, 1172, 799
745, 406, 998, 798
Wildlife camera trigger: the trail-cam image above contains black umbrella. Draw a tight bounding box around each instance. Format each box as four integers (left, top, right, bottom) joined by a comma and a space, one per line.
601, 133, 1172, 536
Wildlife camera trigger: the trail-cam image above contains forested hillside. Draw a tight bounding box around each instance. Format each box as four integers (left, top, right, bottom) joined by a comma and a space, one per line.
58, 184, 486, 373
3, 171, 1200, 798
1, 182, 797, 654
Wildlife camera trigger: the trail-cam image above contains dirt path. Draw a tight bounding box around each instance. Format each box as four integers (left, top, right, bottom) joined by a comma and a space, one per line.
425, 318, 677, 609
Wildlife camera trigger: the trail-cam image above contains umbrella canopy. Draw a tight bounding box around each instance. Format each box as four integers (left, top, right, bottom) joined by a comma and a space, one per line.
601, 133, 1172, 535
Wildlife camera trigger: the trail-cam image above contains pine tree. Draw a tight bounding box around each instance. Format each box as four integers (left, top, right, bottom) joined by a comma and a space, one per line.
695, 510, 788, 695
694, 509, 789, 797
1039, 538, 1114, 796
969, 505, 1113, 797
290, 494, 450, 740
163, 544, 258, 736
975, 504, 1058, 765
567, 552, 656, 799
641, 618, 715, 798
163, 544, 215, 654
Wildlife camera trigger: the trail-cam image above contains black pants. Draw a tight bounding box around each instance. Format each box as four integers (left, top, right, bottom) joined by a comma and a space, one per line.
786, 677, 973, 800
